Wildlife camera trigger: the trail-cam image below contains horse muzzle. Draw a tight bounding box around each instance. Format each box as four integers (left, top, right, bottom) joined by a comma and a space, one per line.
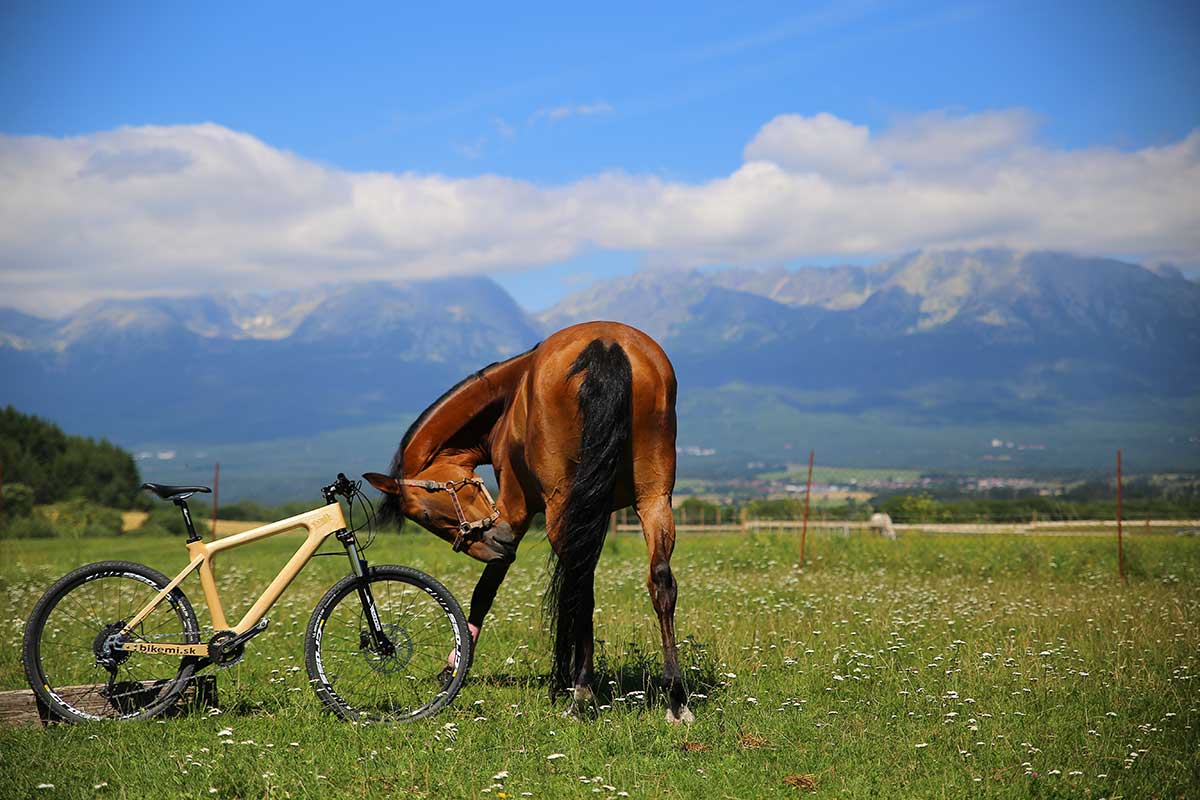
472, 521, 518, 564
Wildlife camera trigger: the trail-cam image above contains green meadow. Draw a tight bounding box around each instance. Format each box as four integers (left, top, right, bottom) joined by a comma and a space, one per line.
1, 528, 1196, 799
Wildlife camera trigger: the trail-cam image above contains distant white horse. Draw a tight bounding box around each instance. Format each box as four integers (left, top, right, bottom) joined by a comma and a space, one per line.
869, 512, 896, 540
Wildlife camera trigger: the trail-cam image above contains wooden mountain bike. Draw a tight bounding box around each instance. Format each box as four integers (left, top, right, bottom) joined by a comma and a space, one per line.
22, 473, 472, 724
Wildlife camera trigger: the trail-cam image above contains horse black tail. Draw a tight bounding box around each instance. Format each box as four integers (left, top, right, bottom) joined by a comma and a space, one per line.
545, 339, 632, 695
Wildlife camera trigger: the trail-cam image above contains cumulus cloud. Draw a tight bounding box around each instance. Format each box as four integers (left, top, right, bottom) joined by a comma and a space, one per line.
744, 112, 887, 179
878, 109, 1038, 167
1, 111, 1198, 314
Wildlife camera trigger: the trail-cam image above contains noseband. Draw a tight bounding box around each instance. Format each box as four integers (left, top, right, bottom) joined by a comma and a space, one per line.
400, 477, 502, 553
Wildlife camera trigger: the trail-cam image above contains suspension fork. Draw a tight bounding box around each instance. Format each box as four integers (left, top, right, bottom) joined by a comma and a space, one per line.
338, 530, 394, 656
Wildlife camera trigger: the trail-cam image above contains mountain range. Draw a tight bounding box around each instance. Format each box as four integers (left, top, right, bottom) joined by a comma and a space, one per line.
546, 249, 1200, 413
2, 249, 1198, 492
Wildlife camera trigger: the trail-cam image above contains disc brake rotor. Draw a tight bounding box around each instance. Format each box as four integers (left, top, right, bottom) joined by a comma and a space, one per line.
358, 623, 414, 674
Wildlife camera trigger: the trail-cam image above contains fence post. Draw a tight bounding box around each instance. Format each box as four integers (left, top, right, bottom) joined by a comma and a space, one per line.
211, 462, 220, 537
1116, 450, 1125, 584
800, 449, 814, 566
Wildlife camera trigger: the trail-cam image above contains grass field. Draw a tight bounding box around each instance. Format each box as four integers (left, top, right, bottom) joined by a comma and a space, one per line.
1, 528, 1197, 799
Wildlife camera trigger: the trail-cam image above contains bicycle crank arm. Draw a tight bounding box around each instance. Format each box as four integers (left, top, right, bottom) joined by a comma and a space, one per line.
225, 617, 270, 649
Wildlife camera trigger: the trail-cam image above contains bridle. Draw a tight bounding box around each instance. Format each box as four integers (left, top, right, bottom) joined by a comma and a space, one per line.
400, 477, 502, 553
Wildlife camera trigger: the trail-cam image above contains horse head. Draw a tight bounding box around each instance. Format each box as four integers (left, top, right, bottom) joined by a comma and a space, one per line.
363, 468, 517, 564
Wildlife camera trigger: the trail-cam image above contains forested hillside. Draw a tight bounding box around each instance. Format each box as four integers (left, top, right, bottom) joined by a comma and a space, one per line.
0, 405, 142, 507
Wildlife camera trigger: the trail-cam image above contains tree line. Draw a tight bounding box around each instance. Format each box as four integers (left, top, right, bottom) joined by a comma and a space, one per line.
1, 406, 143, 538
1, 405, 143, 507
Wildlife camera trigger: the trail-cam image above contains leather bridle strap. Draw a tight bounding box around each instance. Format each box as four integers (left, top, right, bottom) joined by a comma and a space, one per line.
400, 477, 502, 552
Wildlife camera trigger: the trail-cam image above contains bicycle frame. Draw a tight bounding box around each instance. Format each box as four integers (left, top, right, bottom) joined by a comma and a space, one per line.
116, 503, 352, 656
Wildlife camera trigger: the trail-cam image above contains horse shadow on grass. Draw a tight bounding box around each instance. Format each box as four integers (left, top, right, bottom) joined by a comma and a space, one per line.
160, 638, 724, 720
467, 636, 723, 715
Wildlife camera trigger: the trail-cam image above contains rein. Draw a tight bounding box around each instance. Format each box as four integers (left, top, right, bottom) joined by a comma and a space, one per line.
400, 477, 501, 552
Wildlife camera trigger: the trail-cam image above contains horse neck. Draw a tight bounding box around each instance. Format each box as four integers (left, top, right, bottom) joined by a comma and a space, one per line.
401, 350, 533, 475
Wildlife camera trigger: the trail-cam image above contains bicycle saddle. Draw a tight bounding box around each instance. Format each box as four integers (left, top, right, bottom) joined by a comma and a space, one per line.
141, 483, 212, 500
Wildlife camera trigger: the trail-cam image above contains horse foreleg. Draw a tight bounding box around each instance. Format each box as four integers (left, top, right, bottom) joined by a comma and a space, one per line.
638, 495, 693, 724
446, 561, 510, 671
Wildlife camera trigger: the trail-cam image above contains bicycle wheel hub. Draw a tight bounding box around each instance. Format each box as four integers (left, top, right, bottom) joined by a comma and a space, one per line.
93, 621, 130, 669
358, 623, 413, 673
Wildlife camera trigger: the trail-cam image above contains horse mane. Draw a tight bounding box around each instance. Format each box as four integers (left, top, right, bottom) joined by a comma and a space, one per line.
377, 343, 540, 526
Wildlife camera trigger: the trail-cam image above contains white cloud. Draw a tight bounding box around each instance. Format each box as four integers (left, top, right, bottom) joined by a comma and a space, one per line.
878, 109, 1038, 167
744, 112, 887, 179
1, 111, 1198, 314
532, 101, 614, 123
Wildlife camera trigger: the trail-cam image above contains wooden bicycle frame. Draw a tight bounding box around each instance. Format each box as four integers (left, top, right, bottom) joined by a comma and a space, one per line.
117, 503, 351, 656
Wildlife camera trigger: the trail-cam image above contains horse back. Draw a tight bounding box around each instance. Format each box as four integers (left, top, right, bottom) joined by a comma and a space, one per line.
519, 321, 676, 501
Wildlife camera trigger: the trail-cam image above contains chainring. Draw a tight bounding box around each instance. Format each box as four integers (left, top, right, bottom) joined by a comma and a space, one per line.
207, 630, 245, 669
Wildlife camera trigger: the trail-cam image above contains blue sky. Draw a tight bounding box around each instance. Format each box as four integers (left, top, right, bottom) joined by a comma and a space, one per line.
1, 1, 1198, 312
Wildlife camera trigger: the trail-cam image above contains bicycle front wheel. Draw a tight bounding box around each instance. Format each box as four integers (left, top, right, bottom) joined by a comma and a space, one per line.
22, 560, 200, 723
305, 565, 471, 723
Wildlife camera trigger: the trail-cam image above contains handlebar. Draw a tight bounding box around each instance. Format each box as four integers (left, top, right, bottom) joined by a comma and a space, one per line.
321, 472, 357, 504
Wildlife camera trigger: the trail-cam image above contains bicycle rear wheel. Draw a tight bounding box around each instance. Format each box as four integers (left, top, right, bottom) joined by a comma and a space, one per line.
22, 560, 200, 723
305, 565, 471, 723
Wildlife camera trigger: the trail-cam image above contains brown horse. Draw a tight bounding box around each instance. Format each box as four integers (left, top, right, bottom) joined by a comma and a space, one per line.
364, 321, 692, 722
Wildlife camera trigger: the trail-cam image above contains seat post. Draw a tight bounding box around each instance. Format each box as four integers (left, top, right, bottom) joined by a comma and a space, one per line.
173, 498, 202, 543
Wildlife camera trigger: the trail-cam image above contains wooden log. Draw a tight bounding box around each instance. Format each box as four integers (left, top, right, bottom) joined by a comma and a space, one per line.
0, 676, 218, 726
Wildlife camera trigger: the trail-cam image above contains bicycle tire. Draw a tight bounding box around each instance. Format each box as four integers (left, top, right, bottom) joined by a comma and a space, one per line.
305, 565, 472, 723
22, 560, 200, 723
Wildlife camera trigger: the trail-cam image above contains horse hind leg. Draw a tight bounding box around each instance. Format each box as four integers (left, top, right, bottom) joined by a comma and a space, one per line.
638, 495, 693, 724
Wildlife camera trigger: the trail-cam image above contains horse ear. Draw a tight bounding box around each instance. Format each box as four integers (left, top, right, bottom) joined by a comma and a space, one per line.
363, 472, 402, 494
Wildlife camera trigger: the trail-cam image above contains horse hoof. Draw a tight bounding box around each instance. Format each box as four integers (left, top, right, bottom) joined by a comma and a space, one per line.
564, 687, 596, 720
564, 701, 590, 720
666, 705, 695, 725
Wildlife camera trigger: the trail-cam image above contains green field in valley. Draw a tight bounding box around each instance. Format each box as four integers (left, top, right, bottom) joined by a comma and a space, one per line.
1, 528, 1197, 799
